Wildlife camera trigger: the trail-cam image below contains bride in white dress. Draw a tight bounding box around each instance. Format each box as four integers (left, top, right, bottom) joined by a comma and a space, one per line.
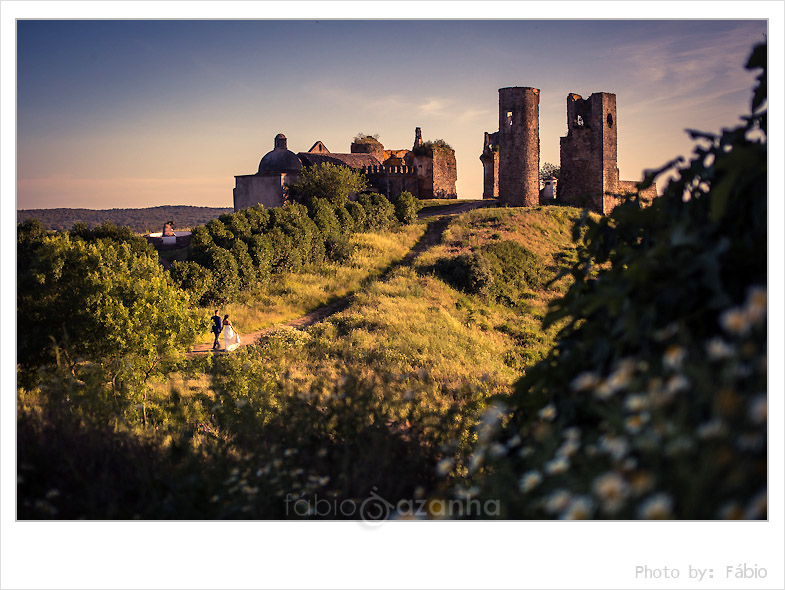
222, 315, 242, 352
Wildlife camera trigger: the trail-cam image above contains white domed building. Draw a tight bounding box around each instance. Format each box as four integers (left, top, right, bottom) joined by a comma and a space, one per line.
233, 134, 303, 211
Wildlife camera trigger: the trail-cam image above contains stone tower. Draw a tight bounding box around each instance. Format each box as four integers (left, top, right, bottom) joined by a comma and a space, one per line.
479, 131, 499, 199
559, 92, 620, 213
413, 127, 423, 150
497, 87, 540, 207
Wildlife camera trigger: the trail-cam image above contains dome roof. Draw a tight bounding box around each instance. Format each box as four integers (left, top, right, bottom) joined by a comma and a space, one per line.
257, 133, 303, 174
258, 149, 303, 174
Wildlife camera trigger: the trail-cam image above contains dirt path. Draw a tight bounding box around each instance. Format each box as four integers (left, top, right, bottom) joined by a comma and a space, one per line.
189, 199, 493, 355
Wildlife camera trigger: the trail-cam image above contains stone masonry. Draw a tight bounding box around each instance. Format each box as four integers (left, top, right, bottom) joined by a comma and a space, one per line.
560, 92, 656, 214
479, 131, 499, 199
497, 87, 540, 207
482, 88, 656, 214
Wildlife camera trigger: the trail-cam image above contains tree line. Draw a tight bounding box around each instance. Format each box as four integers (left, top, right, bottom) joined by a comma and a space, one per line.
16, 205, 234, 233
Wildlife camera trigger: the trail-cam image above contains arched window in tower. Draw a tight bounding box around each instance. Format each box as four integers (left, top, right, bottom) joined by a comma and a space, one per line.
507, 111, 513, 126
576, 115, 584, 127
607, 113, 614, 128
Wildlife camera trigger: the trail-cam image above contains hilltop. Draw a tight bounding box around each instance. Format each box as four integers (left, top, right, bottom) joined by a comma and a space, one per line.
16, 205, 233, 233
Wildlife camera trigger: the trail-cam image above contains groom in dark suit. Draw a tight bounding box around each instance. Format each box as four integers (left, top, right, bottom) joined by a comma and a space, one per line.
210, 310, 222, 350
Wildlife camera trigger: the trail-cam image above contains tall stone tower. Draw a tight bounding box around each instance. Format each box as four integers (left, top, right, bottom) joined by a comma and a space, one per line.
497, 87, 540, 207
559, 92, 620, 213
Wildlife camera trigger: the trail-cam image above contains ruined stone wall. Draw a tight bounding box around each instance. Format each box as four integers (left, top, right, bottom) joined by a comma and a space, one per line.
412, 148, 457, 199
431, 148, 457, 199
363, 165, 420, 199
560, 92, 619, 213
498, 87, 540, 207
480, 131, 499, 199
351, 139, 385, 164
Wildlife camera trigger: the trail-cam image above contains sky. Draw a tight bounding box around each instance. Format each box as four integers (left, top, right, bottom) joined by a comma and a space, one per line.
13, 15, 768, 209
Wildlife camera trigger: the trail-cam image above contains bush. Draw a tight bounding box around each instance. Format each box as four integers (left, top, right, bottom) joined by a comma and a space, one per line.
434, 252, 494, 297
483, 240, 544, 306
169, 260, 212, 305
335, 205, 355, 235
346, 201, 367, 231
357, 193, 395, 231
394, 191, 421, 225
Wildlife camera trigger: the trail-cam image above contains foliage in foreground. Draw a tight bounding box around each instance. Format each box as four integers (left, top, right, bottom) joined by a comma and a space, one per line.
17, 226, 200, 423
455, 43, 768, 519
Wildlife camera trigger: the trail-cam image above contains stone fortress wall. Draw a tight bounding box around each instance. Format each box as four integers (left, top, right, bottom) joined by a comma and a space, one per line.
482, 88, 656, 214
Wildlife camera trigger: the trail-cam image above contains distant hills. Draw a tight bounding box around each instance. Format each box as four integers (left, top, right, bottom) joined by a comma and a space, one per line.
16, 205, 234, 233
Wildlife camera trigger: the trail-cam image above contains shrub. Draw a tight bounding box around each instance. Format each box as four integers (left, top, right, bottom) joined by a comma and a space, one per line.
394, 191, 420, 225
434, 252, 494, 297
346, 201, 367, 231
169, 260, 212, 305
248, 233, 274, 283
198, 244, 241, 303
357, 193, 395, 231
483, 240, 544, 306
335, 205, 355, 235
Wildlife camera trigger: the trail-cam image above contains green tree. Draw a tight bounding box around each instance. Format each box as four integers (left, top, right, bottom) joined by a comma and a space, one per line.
17, 233, 200, 423
291, 162, 368, 208
357, 193, 395, 231
539, 162, 560, 183
393, 191, 421, 225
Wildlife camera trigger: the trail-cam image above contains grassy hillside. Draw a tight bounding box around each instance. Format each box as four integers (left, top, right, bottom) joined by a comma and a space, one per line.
19, 204, 585, 518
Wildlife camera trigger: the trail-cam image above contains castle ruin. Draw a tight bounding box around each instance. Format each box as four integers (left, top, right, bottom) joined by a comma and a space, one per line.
233, 128, 457, 212
482, 88, 656, 213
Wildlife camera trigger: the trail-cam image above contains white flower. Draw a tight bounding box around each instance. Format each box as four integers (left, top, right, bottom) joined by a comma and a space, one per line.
625, 412, 649, 434
571, 372, 600, 392
468, 451, 484, 473
538, 403, 557, 421
706, 337, 735, 360
506, 434, 522, 448
744, 286, 766, 325
663, 345, 686, 370
560, 496, 595, 520
599, 435, 630, 460
624, 394, 648, 413
556, 438, 580, 458
638, 493, 674, 519
665, 374, 690, 395
436, 458, 454, 477
488, 442, 507, 458
720, 307, 752, 336
544, 455, 570, 475
477, 401, 508, 443
543, 489, 571, 514
519, 446, 535, 458
592, 472, 630, 515
518, 470, 543, 493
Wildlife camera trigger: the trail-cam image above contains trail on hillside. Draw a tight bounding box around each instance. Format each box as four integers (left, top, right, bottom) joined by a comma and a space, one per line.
189, 199, 493, 355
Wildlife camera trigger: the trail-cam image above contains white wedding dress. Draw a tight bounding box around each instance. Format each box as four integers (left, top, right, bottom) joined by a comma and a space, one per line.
223, 324, 242, 351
